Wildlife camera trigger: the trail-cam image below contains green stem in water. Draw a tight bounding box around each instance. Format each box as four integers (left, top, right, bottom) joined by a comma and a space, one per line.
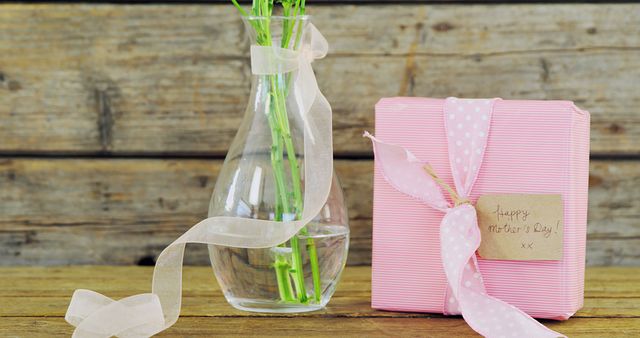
273, 7, 321, 303
274, 257, 295, 302
232, 0, 321, 304
270, 74, 308, 303
273, 87, 319, 302
276, 6, 322, 303
266, 89, 296, 303
258, 13, 308, 304
307, 235, 321, 302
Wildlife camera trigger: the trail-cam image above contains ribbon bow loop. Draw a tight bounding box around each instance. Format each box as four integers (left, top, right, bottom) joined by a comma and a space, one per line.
307, 23, 329, 60
249, 23, 327, 73
66, 290, 164, 338
363, 131, 450, 211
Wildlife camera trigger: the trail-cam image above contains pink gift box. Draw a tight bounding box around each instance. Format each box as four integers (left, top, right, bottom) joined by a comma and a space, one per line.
371, 97, 590, 320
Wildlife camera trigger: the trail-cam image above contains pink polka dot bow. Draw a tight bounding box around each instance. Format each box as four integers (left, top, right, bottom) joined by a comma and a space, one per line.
364, 97, 565, 338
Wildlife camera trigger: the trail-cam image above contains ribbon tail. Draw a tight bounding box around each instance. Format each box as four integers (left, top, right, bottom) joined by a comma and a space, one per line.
293, 59, 319, 144
292, 23, 329, 145
441, 206, 566, 338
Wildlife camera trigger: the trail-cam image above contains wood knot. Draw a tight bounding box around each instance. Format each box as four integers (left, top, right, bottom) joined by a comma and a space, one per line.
137, 256, 156, 266
197, 176, 209, 188
608, 123, 625, 134
8, 80, 21, 91
589, 175, 603, 188
540, 58, 550, 82
432, 22, 454, 32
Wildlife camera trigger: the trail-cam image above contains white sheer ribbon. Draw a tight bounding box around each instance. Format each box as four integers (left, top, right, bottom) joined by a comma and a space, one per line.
66, 23, 333, 338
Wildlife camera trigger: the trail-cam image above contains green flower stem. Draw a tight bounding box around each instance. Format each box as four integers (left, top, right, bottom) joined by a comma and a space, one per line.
234, 0, 322, 304
269, 74, 308, 303
274, 258, 295, 302
307, 237, 321, 302
266, 89, 296, 302
275, 2, 321, 303
257, 14, 305, 304
272, 77, 322, 303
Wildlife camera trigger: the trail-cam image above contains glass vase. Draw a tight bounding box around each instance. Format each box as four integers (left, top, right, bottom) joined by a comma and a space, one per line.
207, 15, 349, 313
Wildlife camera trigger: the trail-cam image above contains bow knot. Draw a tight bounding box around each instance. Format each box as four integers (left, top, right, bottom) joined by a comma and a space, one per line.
249, 23, 327, 75
300, 47, 317, 63
423, 164, 472, 208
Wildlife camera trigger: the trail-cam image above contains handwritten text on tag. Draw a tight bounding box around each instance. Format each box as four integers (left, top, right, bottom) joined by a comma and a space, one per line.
476, 194, 563, 261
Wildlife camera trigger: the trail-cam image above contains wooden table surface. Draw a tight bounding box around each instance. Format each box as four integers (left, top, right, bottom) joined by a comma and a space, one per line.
1, 266, 639, 337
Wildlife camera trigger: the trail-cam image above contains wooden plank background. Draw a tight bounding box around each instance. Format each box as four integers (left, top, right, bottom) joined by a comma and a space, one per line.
0, 3, 639, 266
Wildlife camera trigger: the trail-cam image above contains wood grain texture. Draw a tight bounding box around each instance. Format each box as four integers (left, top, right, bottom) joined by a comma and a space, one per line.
0, 266, 638, 337
0, 158, 637, 266
0, 4, 638, 268
1, 266, 638, 315
1, 4, 639, 155
4, 317, 640, 338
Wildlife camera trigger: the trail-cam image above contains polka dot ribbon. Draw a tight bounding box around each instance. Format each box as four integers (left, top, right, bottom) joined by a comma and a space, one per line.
364, 97, 565, 338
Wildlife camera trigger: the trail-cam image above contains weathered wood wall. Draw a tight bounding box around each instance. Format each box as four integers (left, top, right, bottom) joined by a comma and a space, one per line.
0, 4, 638, 266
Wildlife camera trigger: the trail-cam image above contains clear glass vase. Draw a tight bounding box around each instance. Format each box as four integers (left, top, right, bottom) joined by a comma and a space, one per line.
207, 15, 349, 313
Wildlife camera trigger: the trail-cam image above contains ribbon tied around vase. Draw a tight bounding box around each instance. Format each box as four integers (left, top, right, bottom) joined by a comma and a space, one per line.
65, 23, 334, 338
365, 97, 565, 338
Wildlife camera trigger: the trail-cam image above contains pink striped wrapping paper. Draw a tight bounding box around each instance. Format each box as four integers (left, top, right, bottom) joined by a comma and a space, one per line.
372, 97, 590, 320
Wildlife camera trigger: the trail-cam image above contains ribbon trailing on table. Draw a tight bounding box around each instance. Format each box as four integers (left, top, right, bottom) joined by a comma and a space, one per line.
65, 23, 334, 338
365, 97, 565, 338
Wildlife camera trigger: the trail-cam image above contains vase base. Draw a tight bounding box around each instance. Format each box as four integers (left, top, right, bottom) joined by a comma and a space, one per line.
228, 298, 325, 313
